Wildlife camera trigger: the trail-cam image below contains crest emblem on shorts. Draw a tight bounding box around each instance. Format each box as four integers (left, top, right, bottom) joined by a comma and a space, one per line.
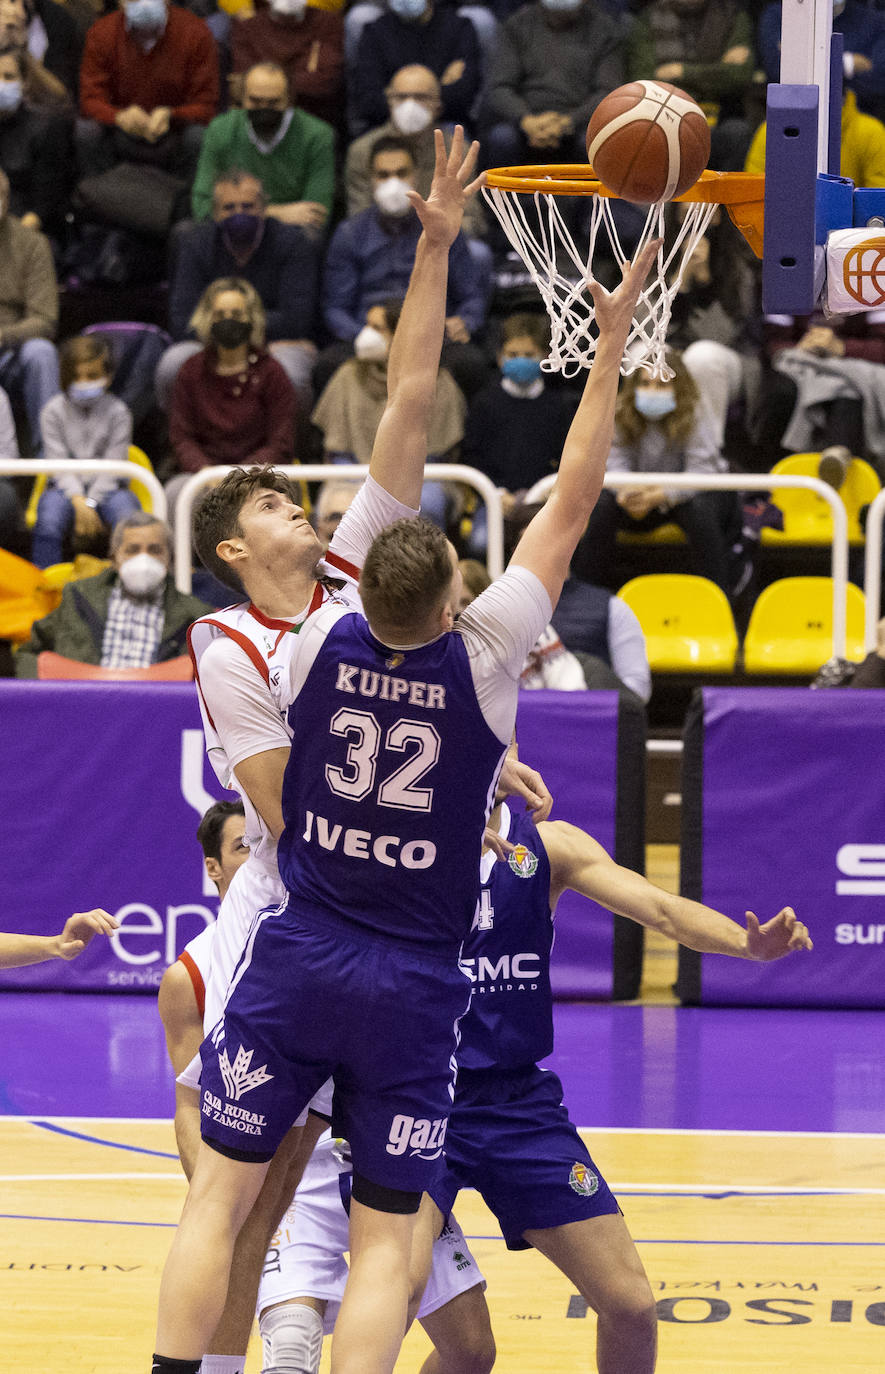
568, 1162, 599, 1197
507, 844, 538, 878
386, 652, 404, 669
219, 1044, 274, 1102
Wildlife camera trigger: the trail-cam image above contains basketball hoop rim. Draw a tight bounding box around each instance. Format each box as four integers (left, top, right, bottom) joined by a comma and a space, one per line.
483, 167, 764, 204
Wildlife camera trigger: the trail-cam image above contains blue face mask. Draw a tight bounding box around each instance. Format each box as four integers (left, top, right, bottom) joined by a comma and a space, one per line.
69, 380, 107, 406
126, 0, 167, 32
0, 80, 22, 113
501, 356, 543, 387
389, 0, 427, 20
634, 387, 677, 420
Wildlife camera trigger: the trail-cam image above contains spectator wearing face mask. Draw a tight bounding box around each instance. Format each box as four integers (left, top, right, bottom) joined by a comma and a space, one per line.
460, 312, 577, 556
349, 0, 482, 138
77, 0, 219, 181
318, 133, 489, 399
312, 297, 465, 527
32, 335, 139, 568
345, 63, 486, 240
230, 0, 344, 130
0, 43, 72, 239
570, 351, 741, 594
0, 0, 83, 102
166, 277, 298, 520
13, 510, 212, 675
191, 60, 335, 235
158, 168, 318, 412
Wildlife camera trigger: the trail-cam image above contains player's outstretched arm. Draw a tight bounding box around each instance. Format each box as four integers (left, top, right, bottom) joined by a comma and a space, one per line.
509, 241, 660, 608
539, 820, 812, 960
0, 908, 119, 968
369, 126, 482, 508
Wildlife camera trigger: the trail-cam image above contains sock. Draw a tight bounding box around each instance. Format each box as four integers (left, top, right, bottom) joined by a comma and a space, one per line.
151, 1358, 201, 1374
259, 1302, 324, 1374
199, 1358, 245, 1374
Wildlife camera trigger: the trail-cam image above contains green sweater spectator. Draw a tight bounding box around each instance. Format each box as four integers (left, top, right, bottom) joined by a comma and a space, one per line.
191, 105, 336, 223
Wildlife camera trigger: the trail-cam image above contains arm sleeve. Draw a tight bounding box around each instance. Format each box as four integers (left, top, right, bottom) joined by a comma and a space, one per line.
350, 22, 392, 131
85, 401, 133, 504
607, 597, 652, 703
40, 402, 82, 497
438, 14, 482, 123
191, 119, 223, 221
168, 235, 206, 341
668, 408, 725, 505
458, 565, 553, 742
170, 22, 219, 126
198, 636, 291, 772
2, 232, 57, 344
0, 387, 19, 458
326, 474, 419, 574
169, 368, 210, 473
264, 229, 319, 341
680, 13, 756, 102
299, 119, 336, 213
78, 24, 118, 124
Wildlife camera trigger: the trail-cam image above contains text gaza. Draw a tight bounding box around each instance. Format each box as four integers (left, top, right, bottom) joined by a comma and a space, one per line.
336, 662, 447, 709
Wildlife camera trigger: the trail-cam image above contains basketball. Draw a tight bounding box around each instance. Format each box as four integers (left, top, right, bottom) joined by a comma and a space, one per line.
586, 80, 711, 205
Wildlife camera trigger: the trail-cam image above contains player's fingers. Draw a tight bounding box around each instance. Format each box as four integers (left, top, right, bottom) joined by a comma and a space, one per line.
457, 138, 480, 185
462, 170, 487, 200
445, 123, 464, 173
744, 911, 761, 934
432, 126, 446, 176
58, 939, 86, 960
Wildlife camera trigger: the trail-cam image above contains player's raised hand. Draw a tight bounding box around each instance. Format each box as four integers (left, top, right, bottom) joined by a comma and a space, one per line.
745, 907, 812, 962
586, 238, 662, 348
409, 126, 484, 250
56, 908, 119, 961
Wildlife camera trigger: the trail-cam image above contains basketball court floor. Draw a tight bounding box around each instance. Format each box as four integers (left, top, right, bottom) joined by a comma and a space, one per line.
2, 856, 883, 1372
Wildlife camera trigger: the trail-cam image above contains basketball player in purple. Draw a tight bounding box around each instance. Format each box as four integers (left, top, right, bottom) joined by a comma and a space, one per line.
151, 235, 662, 1373
418, 788, 812, 1374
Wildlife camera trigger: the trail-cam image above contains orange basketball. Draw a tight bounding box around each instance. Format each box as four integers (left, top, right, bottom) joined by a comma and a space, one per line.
586, 80, 711, 205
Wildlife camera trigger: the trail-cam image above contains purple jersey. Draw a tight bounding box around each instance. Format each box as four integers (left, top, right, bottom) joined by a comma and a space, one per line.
277, 606, 509, 951
458, 808, 554, 1070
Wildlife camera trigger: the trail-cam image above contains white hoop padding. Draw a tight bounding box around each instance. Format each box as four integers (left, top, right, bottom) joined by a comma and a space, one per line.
524, 470, 851, 659
174, 464, 505, 594
0, 458, 167, 523
863, 486, 885, 650
483, 184, 716, 381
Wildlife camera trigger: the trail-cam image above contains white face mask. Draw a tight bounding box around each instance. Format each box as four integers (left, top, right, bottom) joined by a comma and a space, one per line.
118, 552, 167, 596
373, 175, 413, 218
270, 0, 308, 17
391, 97, 433, 136
354, 324, 389, 362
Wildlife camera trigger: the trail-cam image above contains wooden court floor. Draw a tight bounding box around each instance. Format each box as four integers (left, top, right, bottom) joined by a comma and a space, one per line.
3, 1114, 885, 1372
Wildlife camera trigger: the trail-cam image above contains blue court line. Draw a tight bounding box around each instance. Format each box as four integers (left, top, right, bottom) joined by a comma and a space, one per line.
31, 1119, 178, 1159
0, 1213, 176, 1228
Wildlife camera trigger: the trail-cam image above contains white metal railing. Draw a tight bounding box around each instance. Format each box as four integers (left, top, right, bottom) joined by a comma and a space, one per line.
525, 471, 851, 658
0, 458, 168, 523
173, 464, 505, 594
863, 487, 885, 651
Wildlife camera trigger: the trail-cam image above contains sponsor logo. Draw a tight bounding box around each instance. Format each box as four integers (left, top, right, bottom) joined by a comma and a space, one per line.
202, 1088, 269, 1137
385, 1113, 447, 1159
460, 952, 541, 992
836, 843, 885, 897
508, 844, 539, 878
568, 1162, 599, 1197
302, 811, 437, 871
452, 1249, 472, 1272
219, 1044, 274, 1102
834, 923, 885, 945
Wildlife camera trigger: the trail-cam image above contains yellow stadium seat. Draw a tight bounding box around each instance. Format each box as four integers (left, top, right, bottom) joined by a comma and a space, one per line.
761, 452, 880, 547
617, 573, 738, 672
618, 522, 686, 546
743, 576, 867, 674
26, 445, 157, 528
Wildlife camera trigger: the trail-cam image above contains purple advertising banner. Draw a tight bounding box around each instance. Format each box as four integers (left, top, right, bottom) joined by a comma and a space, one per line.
0, 683, 623, 997
696, 687, 885, 1008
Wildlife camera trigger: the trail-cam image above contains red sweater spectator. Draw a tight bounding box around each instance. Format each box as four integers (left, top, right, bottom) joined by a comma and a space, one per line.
79, 5, 218, 128
170, 348, 297, 471
231, 3, 344, 129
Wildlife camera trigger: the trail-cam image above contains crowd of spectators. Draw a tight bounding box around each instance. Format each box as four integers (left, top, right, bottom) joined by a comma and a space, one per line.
1, 0, 885, 680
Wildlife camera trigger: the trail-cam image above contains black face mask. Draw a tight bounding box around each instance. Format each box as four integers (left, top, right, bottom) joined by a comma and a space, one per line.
210, 317, 251, 349
248, 107, 285, 139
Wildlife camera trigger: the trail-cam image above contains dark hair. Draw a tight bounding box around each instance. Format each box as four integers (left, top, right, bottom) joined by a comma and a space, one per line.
192, 466, 303, 594
60, 335, 114, 392
360, 517, 453, 634
615, 349, 699, 448
212, 166, 266, 202
500, 313, 549, 352
196, 800, 245, 862
370, 133, 416, 169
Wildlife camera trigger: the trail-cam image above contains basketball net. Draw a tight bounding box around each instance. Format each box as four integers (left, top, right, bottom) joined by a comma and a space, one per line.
483, 183, 718, 380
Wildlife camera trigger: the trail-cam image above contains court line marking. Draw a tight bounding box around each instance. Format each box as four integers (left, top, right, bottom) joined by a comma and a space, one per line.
29, 1120, 177, 1158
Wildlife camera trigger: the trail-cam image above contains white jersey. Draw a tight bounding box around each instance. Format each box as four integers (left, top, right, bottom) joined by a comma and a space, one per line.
258, 1132, 484, 1335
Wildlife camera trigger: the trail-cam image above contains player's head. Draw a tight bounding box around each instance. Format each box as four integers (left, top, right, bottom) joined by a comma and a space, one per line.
193, 466, 322, 595
197, 800, 247, 899
360, 517, 461, 645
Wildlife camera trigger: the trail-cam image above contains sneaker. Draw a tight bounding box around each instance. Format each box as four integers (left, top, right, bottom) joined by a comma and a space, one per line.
818, 445, 852, 490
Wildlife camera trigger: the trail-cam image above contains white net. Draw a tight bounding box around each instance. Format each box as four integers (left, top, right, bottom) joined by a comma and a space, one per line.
483, 182, 718, 380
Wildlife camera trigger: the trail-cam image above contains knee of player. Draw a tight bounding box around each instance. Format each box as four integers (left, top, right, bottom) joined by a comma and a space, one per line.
591, 1271, 657, 1333
259, 1298, 325, 1374
457, 1327, 496, 1374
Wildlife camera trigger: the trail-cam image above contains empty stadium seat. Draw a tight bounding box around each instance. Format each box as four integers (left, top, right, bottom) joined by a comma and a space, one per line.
742, 576, 866, 674
616, 573, 738, 672
761, 453, 880, 547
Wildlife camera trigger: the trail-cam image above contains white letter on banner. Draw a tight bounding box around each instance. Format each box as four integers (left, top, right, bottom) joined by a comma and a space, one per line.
180, 729, 225, 897
111, 904, 164, 964
166, 904, 216, 965
836, 844, 885, 895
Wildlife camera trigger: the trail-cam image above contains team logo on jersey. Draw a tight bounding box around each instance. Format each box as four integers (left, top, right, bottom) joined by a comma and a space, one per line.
568, 1162, 599, 1197
452, 1250, 472, 1272
219, 1043, 274, 1102
386, 652, 404, 669
507, 844, 539, 878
